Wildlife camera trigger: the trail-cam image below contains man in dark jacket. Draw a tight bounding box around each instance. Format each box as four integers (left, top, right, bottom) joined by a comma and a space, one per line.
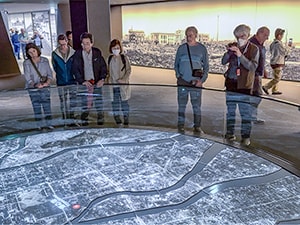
249, 26, 270, 124
72, 32, 107, 126
52, 34, 77, 125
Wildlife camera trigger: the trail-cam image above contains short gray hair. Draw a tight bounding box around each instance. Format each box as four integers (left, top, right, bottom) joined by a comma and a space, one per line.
233, 24, 251, 38
185, 26, 198, 36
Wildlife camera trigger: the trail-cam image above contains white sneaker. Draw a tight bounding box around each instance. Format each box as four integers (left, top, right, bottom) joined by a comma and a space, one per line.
241, 138, 251, 146
46, 126, 54, 130
252, 119, 265, 124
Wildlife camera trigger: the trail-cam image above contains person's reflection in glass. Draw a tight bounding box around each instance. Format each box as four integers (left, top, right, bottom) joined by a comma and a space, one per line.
174, 26, 209, 134
107, 39, 131, 126
221, 24, 259, 146
23, 43, 54, 130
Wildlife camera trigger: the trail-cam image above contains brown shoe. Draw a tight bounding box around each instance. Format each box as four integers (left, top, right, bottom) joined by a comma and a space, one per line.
272, 91, 282, 95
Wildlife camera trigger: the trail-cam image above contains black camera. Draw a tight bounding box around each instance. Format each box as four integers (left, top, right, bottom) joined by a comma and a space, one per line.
192, 69, 203, 78
227, 42, 238, 48
40, 76, 48, 84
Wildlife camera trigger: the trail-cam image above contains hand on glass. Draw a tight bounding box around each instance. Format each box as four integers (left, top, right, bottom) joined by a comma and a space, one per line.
117, 79, 126, 84
192, 80, 202, 87
83, 81, 93, 87
96, 79, 105, 87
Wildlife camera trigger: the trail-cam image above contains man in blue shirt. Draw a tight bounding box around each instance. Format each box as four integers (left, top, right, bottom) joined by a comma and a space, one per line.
11, 30, 21, 59
174, 26, 209, 134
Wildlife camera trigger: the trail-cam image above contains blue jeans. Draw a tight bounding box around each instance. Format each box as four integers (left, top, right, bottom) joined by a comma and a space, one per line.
112, 87, 129, 118
13, 42, 20, 59
20, 43, 27, 59
177, 86, 202, 128
226, 91, 252, 138
28, 88, 52, 126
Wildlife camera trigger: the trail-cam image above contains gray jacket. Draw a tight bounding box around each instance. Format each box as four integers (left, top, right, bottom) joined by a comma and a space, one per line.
270, 39, 290, 65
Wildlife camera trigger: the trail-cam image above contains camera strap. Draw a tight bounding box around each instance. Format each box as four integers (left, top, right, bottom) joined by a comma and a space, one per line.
186, 43, 194, 71
30, 58, 44, 80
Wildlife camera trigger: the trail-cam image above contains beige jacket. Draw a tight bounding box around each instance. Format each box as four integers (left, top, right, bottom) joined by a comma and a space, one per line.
107, 54, 131, 101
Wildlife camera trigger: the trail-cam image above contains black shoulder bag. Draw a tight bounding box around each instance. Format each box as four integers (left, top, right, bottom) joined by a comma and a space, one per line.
186, 43, 203, 78
30, 59, 48, 84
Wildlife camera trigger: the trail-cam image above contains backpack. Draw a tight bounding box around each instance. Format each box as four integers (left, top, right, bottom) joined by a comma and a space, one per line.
108, 54, 126, 71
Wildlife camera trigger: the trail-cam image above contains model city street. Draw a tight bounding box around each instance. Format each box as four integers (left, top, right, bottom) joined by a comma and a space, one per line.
0, 128, 299, 224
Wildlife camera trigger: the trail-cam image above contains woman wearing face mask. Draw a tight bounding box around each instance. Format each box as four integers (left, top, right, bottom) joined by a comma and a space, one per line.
107, 39, 132, 126
221, 24, 259, 146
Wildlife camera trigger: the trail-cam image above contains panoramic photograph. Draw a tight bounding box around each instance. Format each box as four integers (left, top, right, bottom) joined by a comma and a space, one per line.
121, 0, 300, 81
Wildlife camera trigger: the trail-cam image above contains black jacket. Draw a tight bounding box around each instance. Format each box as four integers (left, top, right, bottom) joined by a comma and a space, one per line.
72, 47, 107, 84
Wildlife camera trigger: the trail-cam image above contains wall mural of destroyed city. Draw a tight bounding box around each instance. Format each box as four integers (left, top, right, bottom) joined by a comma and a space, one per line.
121, 0, 300, 81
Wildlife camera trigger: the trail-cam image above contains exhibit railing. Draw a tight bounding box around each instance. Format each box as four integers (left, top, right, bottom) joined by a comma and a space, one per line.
0, 84, 299, 175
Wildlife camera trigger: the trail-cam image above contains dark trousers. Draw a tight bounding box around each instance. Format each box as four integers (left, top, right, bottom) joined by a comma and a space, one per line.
28, 88, 52, 126
251, 75, 262, 121
58, 85, 77, 120
112, 87, 129, 119
250, 95, 262, 121
78, 86, 103, 121
177, 86, 202, 128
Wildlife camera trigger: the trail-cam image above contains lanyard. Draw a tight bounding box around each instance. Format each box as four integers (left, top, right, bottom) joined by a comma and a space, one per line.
236, 41, 249, 76
237, 41, 249, 67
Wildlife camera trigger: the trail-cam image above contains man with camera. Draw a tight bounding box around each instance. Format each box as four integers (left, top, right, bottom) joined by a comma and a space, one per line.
174, 26, 209, 134
221, 24, 259, 146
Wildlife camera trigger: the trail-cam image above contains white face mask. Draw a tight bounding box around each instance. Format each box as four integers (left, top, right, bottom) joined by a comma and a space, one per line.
238, 38, 247, 47
112, 49, 120, 56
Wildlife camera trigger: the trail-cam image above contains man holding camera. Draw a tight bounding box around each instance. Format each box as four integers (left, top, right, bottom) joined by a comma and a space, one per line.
221, 24, 259, 146
174, 26, 209, 134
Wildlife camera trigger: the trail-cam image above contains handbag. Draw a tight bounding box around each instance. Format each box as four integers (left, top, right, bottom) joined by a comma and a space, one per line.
30, 59, 48, 84
225, 77, 237, 92
186, 43, 203, 78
